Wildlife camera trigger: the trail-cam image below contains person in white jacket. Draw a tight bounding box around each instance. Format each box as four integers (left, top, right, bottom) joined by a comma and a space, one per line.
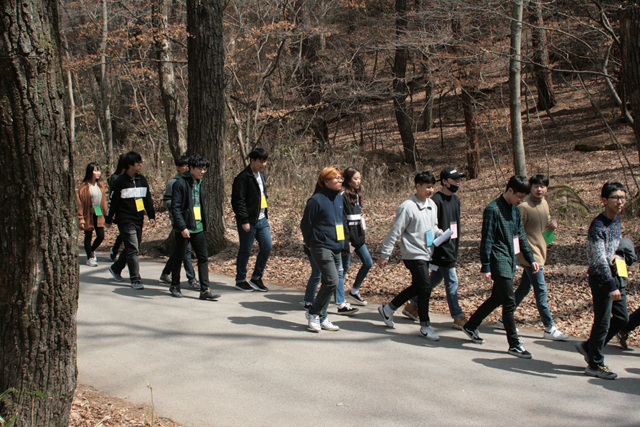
377, 171, 444, 341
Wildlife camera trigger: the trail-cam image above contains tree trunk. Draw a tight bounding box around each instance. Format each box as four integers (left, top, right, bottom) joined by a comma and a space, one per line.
153, 0, 187, 161
528, 0, 556, 111
461, 88, 480, 179
621, 6, 640, 164
187, 0, 226, 253
417, 55, 434, 132
393, 0, 417, 167
0, 0, 78, 425
510, 0, 527, 176
99, 0, 114, 168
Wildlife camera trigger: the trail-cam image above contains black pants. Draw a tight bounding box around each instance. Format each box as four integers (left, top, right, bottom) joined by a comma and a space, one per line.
586, 276, 628, 366
171, 231, 209, 290
390, 259, 432, 325
466, 275, 519, 347
622, 306, 640, 334
112, 222, 142, 283
83, 214, 104, 258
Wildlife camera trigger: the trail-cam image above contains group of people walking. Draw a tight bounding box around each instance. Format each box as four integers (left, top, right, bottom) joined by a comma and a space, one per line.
76, 149, 637, 381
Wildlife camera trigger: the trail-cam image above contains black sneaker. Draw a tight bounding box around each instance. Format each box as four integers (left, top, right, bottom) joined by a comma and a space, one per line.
304, 302, 312, 310
235, 281, 254, 292
575, 341, 588, 363
109, 266, 124, 282
159, 273, 171, 284
200, 288, 221, 300
337, 304, 359, 316
249, 278, 268, 292
346, 292, 367, 306
170, 286, 183, 298
585, 364, 617, 380
188, 278, 200, 290
508, 344, 532, 359
462, 326, 484, 344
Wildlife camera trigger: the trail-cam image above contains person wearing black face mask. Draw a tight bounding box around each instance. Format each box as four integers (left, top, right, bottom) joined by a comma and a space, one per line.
402, 167, 467, 330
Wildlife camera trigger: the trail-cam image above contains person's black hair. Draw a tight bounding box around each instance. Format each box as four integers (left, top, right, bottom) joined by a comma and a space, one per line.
175, 155, 189, 167
415, 171, 436, 186
601, 180, 626, 198
114, 153, 127, 175
248, 147, 268, 161
505, 175, 530, 194
529, 174, 549, 187
123, 151, 142, 168
82, 162, 101, 183
342, 166, 363, 205
189, 154, 210, 169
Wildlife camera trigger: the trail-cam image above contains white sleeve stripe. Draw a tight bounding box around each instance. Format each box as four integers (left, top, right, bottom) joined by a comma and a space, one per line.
121, 187, 148, 199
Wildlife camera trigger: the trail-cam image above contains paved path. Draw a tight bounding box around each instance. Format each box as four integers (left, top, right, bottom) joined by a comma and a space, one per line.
78, 254, 640, 426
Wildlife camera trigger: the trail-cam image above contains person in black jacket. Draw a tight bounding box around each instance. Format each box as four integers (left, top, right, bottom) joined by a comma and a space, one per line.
169, 155, 220, 301
231, 148, 272, 292
341, 167, 372, 308
108, 153, 126, 261
105, 151, 155, 290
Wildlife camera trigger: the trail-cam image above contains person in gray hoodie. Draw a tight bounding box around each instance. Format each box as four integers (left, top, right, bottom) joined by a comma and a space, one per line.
377, 171, 443, 341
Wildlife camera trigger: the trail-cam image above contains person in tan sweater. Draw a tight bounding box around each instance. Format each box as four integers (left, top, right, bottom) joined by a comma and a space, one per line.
498, 174, 568, 341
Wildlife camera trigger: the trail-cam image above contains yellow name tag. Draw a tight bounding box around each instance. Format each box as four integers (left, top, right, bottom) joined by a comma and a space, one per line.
135, 198, 145, 212
194, 206, 202, 220
616, 259, 628, 278
336, 224, 345, 241
261, 195, 267, 209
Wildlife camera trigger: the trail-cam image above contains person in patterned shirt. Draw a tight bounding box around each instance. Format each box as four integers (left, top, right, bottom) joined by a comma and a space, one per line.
461, 175, 538, 359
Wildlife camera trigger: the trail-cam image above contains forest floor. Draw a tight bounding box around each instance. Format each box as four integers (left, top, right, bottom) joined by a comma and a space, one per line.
70, 82, 640, 425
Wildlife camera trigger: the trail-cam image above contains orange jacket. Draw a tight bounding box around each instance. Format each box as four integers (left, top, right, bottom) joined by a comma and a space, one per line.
76, 181, 108, 231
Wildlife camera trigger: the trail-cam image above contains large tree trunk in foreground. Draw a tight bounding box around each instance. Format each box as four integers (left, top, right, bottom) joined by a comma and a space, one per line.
187, 0, 226, 253
621, 5, 640, 164
0, 0, 78, 425
528, 0, 556, 111
461, 87, 480, 179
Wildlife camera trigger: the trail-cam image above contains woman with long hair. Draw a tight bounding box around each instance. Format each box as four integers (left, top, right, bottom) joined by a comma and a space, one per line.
77, 162, 108, 266
300, 167, 349, 332
340, 166, 373, 306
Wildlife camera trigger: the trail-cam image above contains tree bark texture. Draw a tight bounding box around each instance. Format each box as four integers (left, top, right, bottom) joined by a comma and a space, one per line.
187, 0, 227, 253
621, 6, 640, 164
0, 0, 78, 425
510, 0, 527, 176
99, 0, 114, 168
461, 88, 480, 179
153, 0, 187, 161
417, 57, 434, 132
528, 0, 556, 111
393, 0, 416, 166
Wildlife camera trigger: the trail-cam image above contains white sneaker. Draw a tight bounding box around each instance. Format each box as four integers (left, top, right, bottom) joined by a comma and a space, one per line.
306, 312, 321, 332
419, 325, 440, 341
543, 326, 568, 341
86, 258, 98, 267
91, 252, 97, 262
377, 305, 395, 328
320, 318, 340, 331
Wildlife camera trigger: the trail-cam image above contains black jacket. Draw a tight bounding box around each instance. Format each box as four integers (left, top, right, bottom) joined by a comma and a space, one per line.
343, 194, 365, 248
430, 191, 461, 268
231, 166, 268, 225
106, 173, 155, 225
300, 187, 349, 252
171, 173, 207, 232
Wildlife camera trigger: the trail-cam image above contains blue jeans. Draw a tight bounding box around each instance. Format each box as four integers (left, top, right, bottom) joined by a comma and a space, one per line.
304, 252, 344, 304
410, 266, 463, 318
514, 265, 553, 328
430, 266, 464, 318
308, 247, 341, 319
339, 244, 373, 294
235, 217, 272, 283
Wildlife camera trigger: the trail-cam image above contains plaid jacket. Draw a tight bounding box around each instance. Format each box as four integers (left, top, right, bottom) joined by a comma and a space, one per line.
480, 195, 535, 279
